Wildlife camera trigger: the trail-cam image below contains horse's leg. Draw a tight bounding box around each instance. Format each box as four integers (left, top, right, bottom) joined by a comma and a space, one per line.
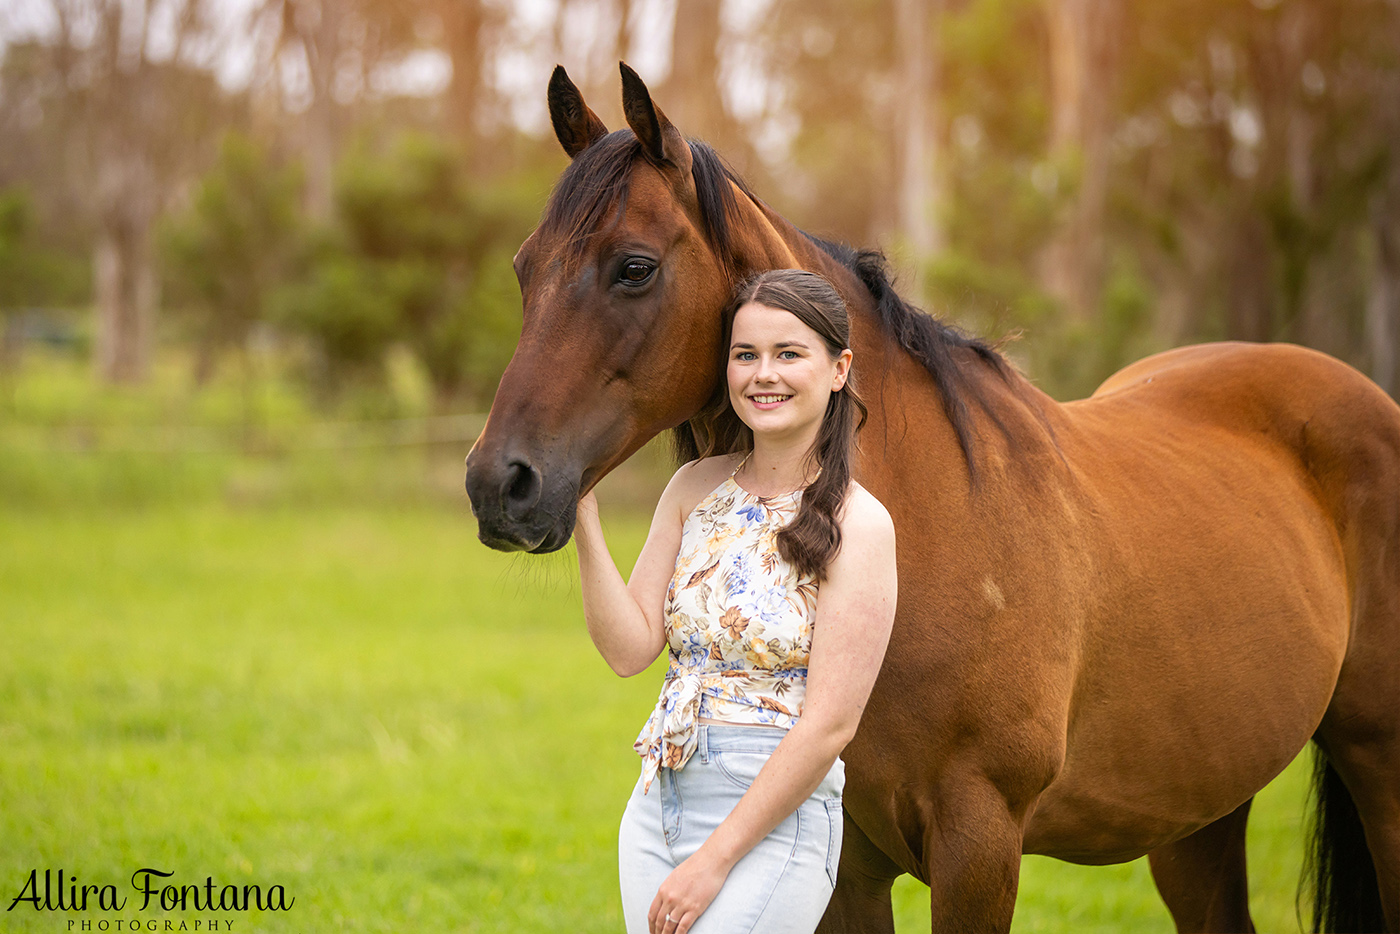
1146, 799, 1256, 933
922, 779, 1024, 933
817, 812, 901, 934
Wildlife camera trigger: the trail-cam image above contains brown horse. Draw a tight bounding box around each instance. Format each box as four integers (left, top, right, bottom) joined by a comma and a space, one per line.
464, 64, 1400, 933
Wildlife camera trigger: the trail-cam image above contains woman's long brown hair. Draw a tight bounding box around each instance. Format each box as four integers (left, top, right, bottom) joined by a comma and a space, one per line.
686, 269, 868, 582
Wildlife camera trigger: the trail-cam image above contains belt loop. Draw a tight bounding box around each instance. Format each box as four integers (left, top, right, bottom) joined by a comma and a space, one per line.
698, 724, 709, 763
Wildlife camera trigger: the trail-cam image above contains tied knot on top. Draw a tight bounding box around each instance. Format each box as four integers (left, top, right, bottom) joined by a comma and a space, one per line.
634, 654, 809, 793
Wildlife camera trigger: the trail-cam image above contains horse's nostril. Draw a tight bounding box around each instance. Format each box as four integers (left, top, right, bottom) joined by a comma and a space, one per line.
504, 460, 542, 516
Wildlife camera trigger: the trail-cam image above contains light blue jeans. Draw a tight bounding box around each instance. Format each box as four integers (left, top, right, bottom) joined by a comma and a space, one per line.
618, 724, 846, 934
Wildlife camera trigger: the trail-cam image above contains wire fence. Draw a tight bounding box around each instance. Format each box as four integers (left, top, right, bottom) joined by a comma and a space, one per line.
0, 414, 488, 455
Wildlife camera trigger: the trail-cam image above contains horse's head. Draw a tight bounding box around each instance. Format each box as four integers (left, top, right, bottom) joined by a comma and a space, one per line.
465, 64, 743, 552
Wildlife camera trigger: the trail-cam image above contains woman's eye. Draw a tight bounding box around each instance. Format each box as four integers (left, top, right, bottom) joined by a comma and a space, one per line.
620, 260, 655, 284
780, 350, 798, 359
734, 351, 756, 361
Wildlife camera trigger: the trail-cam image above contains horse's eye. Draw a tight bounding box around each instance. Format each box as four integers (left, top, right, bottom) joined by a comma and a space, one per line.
620, 260, 655, 284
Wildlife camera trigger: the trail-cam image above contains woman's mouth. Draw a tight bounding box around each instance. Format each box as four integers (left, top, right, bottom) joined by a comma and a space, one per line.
749, 393, 792, 410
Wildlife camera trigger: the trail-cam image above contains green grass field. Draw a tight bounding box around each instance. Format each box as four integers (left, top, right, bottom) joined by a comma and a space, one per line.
1, 497, 1314, 933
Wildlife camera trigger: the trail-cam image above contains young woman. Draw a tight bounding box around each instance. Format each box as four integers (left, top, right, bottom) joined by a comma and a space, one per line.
574, 268, 897, 934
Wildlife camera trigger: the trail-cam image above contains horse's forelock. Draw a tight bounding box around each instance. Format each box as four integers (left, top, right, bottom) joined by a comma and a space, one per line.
540, 131, 641, 270
538, 131, 751, 280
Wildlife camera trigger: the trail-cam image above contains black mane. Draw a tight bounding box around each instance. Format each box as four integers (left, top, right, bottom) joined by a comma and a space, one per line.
801, 234, 1014, 477
539, 131, 1013, 478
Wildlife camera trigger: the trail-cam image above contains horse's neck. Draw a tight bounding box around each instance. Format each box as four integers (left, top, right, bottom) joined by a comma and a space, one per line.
728, 194, 885, 338
726, 185, 1058, 495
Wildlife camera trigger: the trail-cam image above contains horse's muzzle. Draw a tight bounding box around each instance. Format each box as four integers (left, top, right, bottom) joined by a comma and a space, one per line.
464, 450, 576, 553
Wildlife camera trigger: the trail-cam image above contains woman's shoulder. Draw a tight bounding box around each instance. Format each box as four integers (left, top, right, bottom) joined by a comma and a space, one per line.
839, 481, 895, 541
658, 453, 745, 520
824, 481, 896, 585
676, 453, 744, 485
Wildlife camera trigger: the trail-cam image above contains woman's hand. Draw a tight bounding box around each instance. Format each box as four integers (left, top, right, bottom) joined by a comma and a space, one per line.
648, 851, 730, 934
576, 488, 599, 526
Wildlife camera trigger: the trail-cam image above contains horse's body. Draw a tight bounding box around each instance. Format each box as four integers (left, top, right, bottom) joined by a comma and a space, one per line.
464, 66, 1400, 932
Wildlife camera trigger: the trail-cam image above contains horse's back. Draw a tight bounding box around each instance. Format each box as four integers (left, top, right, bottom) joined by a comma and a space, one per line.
1081, 342, 1400, 524
1084, 342, 1400, 570
1092, 340, 1386, 421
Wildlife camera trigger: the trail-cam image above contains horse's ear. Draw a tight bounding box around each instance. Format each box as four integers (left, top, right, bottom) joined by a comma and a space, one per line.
548, 65, 608, 159
620, 62, 692, 177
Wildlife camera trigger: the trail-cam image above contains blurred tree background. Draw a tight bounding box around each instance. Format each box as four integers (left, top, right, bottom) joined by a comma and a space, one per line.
1, 0, 1398, 439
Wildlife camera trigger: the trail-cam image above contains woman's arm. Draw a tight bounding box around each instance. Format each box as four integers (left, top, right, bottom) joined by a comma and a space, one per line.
647, 488, 898, 934
574, 464, 701, 677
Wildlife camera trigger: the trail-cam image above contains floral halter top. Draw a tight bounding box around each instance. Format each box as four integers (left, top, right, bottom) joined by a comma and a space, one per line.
634, 456, 820, 792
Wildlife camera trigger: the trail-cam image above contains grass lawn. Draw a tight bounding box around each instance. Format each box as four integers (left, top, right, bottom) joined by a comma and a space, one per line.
0, 501, 1313, 932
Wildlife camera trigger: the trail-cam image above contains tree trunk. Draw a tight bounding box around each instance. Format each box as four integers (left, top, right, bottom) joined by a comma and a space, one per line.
894, 0, 945, 299
442, 0, 484, 141
93, 132, 159, 384
1225, 211, 1273, 343
1270, 1, 1317, 342
0, 313, 22, 411
614, 0, 632, 81
1367, 209, 1399, 397
304, 102, 335, 222
1367, 1, 1400, 397
297, 0, 339, 222
93, 218, 158, 384
661, 0, 732, 146
1038, 0, 1121, 319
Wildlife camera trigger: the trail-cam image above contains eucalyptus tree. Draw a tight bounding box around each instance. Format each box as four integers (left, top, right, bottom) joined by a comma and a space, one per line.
0, 0, 233, 383
248, 0, 424, 220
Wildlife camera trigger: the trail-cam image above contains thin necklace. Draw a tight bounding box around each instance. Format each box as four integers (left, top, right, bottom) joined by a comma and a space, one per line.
733, 451, 813, 498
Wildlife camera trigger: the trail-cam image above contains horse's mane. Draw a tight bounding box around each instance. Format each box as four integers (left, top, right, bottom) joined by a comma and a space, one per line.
541, 130, 1014, 478
799, 234, 1015, 477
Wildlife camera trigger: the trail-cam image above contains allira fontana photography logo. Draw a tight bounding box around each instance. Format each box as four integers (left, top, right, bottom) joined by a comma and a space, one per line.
8, 868, 294, 929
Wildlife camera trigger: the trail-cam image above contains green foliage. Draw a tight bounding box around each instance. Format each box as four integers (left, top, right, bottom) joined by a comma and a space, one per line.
927, 248, 1055, 338
1031, 258, 1161, 401
161, 134, 304, 374
941, 0, 1051, 159
757, 0, 1400, 396
274, 251, 403, 391
6, 0, 1400, 406
0, 187, 90, 314
928, 247, 1163, 400
275, 133, 531, 407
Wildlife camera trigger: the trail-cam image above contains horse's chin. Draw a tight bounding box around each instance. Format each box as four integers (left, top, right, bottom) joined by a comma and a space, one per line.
473, 502, 576, 554
527, 525, 574, 554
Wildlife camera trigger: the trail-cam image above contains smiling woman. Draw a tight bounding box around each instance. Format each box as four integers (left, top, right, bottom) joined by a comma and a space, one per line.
730, 302, 850, 443
571, 268, 897, 934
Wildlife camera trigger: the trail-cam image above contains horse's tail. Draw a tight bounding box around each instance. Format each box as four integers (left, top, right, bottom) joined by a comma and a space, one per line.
1302, 744, 1389, 932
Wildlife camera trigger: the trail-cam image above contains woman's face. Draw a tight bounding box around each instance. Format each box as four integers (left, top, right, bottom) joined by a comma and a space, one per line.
727, 301, 852, 443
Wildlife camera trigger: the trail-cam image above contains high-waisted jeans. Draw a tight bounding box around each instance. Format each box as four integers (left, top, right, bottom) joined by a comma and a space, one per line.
618, 724, 846, 934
